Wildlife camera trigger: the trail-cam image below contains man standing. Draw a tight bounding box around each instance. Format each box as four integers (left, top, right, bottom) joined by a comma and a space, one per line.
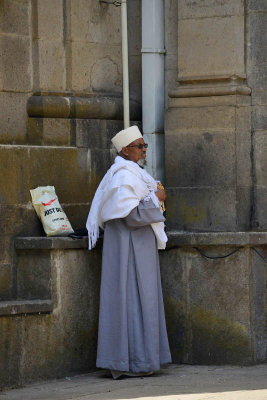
86, 126, 171, 379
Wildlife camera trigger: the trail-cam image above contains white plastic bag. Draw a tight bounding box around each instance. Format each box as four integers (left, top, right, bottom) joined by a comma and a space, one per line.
30, 186, 74, 237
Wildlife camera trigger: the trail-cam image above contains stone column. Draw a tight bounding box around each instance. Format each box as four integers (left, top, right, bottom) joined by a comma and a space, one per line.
165, 0, 253, 232
247, 1, 267, 229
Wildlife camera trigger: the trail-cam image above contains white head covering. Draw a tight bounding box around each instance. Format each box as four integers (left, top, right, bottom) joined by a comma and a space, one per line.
111, 126, 142, 152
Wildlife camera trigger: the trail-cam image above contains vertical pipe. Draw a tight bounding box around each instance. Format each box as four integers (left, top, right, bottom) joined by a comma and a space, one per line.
142, 0, 165, 182
121, 0, 130, 128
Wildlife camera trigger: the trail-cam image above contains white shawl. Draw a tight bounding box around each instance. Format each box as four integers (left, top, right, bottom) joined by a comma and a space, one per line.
86, 156, 167, 250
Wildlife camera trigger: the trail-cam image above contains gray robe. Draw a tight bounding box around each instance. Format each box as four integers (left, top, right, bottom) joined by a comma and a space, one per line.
96, 199, 172, 372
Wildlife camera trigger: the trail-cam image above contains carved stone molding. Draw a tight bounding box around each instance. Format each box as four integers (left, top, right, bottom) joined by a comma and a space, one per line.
27, 93, 141, 120
169, 75, 251, 99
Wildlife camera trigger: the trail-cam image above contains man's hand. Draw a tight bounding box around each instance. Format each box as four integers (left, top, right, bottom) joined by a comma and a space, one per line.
155, 189, 166, 202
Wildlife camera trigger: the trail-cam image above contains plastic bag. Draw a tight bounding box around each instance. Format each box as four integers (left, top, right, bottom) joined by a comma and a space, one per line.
30, 186, 74, 236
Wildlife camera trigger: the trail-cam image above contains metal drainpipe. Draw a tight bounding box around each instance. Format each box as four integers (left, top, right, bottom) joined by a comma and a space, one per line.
142, 0, 165, 182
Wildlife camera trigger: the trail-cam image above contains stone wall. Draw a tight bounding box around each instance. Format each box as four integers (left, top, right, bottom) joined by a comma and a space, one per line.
164, 0, 267, 232
0, 0, 141, 301
0, 0, 141, 387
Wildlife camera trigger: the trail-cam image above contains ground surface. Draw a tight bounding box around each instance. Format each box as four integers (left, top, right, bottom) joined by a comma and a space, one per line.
1, 364, 267, 400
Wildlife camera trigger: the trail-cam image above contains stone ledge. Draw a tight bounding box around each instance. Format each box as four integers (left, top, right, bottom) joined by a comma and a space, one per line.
0, 299, 53, 316
14, 231, 267, 250
166, 231, 267, 247
14, 236, 89, 250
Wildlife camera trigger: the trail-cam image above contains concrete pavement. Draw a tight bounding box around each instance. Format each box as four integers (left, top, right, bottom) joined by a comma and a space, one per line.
1, 364, 267, 400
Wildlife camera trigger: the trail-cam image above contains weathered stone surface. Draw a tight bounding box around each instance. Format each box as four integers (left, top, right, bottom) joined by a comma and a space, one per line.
0, 247, 102, 389
248, 64, 267, 106
252, 107, 267, 131
0, 0, 30, 36
236, 186, 252, 231
76, 119, 123, 149
0, 263, 13, 300
27, 118, 73, 146
38, 40, 66, 91
70, 0, 121, 44
255, 188, 267, 230
254, 131, 267, 187
160, 244, 266, 365
0, 146, 93, 205
0, 93, 29, 144
71, 42, 122, 92
178, 16, 245, 79
248, 0, 267, 11
0, 299, 53, 316
235, 106, 252, 187
248, 13, 267, 67
37, 0, 63, 40
178, 0, 244, 20
166, 187, 236, 231
17, 250, 52, 300
165, 131, 236, 187
0, 35, 31, 92
166, 106, 236, 133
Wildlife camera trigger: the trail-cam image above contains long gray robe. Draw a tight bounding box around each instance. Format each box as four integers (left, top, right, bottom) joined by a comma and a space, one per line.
96, 199, 172, 372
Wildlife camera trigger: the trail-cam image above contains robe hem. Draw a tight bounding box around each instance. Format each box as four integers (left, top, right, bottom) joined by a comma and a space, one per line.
96, 355, 172, 373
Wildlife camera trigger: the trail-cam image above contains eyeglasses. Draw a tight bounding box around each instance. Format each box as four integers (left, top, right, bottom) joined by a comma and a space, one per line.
126, 143, 148, 149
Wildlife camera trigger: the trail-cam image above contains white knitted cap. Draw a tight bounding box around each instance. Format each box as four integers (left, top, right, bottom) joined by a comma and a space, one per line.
111, 126, 142, 152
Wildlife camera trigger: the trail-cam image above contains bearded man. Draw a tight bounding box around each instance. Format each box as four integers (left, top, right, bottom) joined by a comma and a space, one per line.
86, 125, 171, 379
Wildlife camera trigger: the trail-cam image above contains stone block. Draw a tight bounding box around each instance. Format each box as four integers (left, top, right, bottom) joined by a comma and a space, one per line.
255, 188, 267, 230
248, 0, 267, 11
248, 66, 267, 106
129, 55, 142, 101
165, 0, 178, 54
0, 35, 31, 91
178, 0, 244, 19
0, 0, 30, 36
160, 248, 186, 362
76, 119, 124, 149
38, 40, 66, 91
71, 41, 122, 92
0, 147, 26, 204
90, 148, 114, 186
27, 118, 73, 146
128, 16, 141, 56
0, 247, 102, 389
160, 243, 263, 364
178, 16, 245, 79
42, 119, 71, 146
0, 205, 43, 237
254, 131, 267, 186
63, 204, 89, 230
165, 131, 236, 187
37, 0, 63, 40
0, 236, 13, 265
252, 107, 267, 131
127, 0, 141, 18
0, 264, 13, 301
0, 146, 93, 205
70, 0, 121, 44
165, 106, 236, 134
0, 93, 28, 144
251, 247, 267, 361
236, 106, 252, 186
165, 187, 236, 231
17, 250, 51, 300
23, 147, 92, 205
236, 186, 252, 231
248, 13, 267, 66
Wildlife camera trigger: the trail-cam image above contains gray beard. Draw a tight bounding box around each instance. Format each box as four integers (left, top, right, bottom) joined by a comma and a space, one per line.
138, 159, 147, 168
